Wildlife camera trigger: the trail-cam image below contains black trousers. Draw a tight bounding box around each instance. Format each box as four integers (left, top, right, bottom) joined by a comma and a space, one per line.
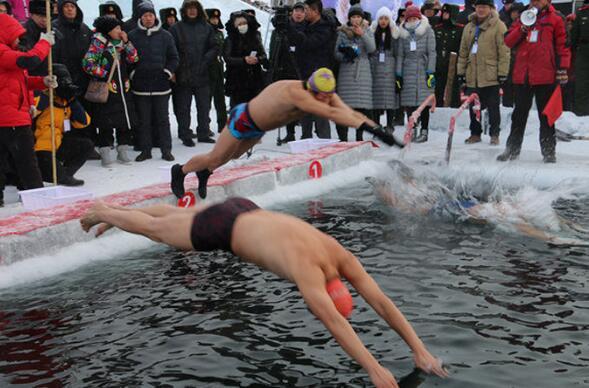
301, 114, 331, 139
502, 78, 514, 108
467, 85, 501, 137
283, 121, 297, 138
36, 133, 93, 182
0, 126, 43, 190
173, 84, 211, 140
135, 94, 172, 153
373, 109, 396, 128
209, 76, 227, 132
405, 107, 430, 130
336, 109, 370, 142
505, 83, 556, 157
97, 126, 132, 147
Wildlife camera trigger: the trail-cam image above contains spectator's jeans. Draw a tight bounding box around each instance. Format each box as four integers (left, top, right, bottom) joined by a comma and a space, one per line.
135, 94, 172, 153
173, 84, 211, 140
505, 83, 556, 157
301, 115, 331, 139
36, 133, 93, 182
467, 85, 501, 137
0, 126, 43, 190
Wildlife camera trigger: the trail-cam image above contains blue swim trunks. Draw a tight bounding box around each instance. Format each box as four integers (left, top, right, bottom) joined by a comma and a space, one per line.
227, 103, 265, 140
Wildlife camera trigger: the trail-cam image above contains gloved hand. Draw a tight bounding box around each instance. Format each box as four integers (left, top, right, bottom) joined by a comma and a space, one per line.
426, 72, 436, 89
29, 105, 37, 118
556, 69, 568, 84
498, 75, 508, 86
457, 74, 466, 89
40, 31, 55, 46
358, 122, 404, 148
395, 75, 403, 93
338, 44, 359, 62
43, 75, 58, 88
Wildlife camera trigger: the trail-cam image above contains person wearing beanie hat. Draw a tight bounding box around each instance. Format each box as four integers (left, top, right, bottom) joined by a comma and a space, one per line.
570, 0, 589, 116
370, 6, 401, 130
159, 7, 177, 30
127, 0, 179, 162
99, 1, 124, 21
205, 8, 227, 136
82, 16, 139, 166
335, 4, 375, 141
123, 0, 152, 32
433, 3, 463, 108
19, 0, 60, 77
499, 0, 515, 26
397, 5, 436, 143
52, 0, 92, 93
457, 0, 509, 146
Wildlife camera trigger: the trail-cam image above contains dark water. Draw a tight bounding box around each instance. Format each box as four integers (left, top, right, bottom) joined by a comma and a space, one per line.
1, 184, 588, 387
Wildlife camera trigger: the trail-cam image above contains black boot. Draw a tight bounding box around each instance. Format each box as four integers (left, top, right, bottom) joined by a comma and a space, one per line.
135, 150, 152, 162
196, 169, 212, 199
171, 164, 187, 198
58, 175, 85, 186
161, 151, 175, 162
496, 148, 518, 161
543, 154, 556, 163
181, 138, 196, 147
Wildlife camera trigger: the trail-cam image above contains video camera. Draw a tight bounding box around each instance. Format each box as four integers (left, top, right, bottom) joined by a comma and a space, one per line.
271, 0, 295, 31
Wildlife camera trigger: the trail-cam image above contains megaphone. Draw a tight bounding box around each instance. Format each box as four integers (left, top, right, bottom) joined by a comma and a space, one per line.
521, 7, 538, 27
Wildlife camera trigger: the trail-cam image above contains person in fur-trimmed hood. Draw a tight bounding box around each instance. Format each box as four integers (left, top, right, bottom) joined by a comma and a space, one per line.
334, 5, 375, 142
396, 6, 436, 143
369, 6, 400, 131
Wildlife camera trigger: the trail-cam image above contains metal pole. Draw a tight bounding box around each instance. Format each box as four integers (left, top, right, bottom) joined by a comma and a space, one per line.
46, 0, 57, 185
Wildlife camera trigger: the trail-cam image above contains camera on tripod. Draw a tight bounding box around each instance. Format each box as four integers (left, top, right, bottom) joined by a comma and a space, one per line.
271, 0, 295, 31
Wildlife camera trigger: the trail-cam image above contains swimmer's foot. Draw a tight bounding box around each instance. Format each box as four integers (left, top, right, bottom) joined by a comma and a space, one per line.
171, 164, 186, 198
80, 201, 109, 233
196, 169, 212, 199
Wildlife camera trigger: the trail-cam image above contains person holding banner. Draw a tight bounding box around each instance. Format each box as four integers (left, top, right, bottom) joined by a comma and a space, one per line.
497, 0, 570, 163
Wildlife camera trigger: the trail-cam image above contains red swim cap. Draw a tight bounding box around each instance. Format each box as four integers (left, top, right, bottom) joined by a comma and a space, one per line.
326, 278, 353, 319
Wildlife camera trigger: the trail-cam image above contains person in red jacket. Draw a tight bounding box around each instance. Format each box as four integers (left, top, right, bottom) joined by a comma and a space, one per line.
497, 0, 570, 163
0, 13, 56, 204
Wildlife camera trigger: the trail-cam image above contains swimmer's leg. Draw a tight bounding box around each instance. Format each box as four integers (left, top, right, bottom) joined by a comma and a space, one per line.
81, 202, 194, 250
231, 138, 261, 159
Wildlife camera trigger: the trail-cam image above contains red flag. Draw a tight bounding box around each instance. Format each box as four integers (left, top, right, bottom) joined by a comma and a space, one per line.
542, 85, 563, 127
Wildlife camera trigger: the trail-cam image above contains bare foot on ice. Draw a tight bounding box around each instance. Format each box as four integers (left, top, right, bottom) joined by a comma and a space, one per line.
80, 201, 109, 233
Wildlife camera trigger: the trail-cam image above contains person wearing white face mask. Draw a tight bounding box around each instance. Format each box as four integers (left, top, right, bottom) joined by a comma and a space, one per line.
223, 11, 268, 109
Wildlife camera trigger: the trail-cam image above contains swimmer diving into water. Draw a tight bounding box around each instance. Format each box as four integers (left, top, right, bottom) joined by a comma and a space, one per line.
369, 160, 589, 246
81, 197, 447, 388
170, 68, 402, 200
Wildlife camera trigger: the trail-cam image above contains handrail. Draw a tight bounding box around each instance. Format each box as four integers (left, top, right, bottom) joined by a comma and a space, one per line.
402, 94, 437, 147
445, 93, 481, 164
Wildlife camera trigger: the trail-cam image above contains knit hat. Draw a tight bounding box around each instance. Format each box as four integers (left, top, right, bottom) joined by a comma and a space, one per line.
307, 68, 336, 94
93, 15, 123, 35
375, 6, 393, 21
293, 2, 305, 10
348, 5, 364, 19
29, 0, 49, 16
137, 1, 155, 18
404, 6, 421, 20
475, 0, 495, 7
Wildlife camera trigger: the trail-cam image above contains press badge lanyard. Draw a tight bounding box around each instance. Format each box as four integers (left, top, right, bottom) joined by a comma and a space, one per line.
409, 31, 417, 51
528, 13, 545, 43
379, 33, 386, 62
471, 25, 480, 54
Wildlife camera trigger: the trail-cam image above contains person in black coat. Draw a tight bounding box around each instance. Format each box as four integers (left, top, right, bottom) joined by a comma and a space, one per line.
52, 0, 92, 93
223, 11, 268, 109
123, 0, 148, 33
160, 7, 178, 30
456, 0, 475, 25
99, 1, 123, 21
20, 0, 59, 77
169, 0, 217, 145
129, 2, 179, 162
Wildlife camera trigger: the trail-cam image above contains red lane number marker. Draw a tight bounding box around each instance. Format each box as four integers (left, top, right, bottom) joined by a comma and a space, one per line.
178, 192, 196, 208
309, 160, 323, 179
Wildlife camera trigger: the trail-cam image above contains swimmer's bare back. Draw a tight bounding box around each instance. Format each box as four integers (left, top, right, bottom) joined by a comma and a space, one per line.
247, 81, 308, 131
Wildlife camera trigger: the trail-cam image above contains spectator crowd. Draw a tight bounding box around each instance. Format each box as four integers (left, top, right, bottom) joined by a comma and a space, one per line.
0, 0, 588, 207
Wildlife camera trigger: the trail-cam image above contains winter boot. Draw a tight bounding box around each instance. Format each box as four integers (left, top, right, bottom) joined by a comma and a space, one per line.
58, 175, 85, 186
117, 145, 132, 164
196, 169, 212, 199
464, 135, 482, 144
414, 129, 428, 143
543, 154, 556, 163
181, 137, 196, 147
496, 148, 518, 162
490, 136, 500, 145
135, 150, 152, 162
161, 151, 175, 162
99, 147, 114, 167
171, 164, 187, 198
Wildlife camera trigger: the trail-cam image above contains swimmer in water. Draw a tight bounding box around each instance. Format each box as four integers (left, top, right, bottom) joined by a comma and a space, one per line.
369, 160, 589, 246
80, 197, 447, 388
170, 67, 402, 200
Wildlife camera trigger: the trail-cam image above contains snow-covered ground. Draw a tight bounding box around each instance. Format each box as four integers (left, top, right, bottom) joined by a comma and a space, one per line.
2, 0, 588, 218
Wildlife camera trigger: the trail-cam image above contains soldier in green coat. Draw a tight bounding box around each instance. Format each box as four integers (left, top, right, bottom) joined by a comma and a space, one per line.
206, 8, 228, 132
571, 1, 589, 116
434, 4, 464, 108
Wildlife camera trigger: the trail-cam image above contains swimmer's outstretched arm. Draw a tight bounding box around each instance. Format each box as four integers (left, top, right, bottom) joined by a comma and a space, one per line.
340, 254, 448, 378
294, 269, 400, 388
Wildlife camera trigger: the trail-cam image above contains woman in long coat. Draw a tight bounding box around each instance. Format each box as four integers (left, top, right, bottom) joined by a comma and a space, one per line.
396, 6, 436, 143
334, 5, 375, 142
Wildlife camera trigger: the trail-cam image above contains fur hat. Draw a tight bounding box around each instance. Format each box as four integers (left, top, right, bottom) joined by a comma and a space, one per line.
348, 5, 364, 19
205, 8, 221, 19
93, 15, 123, 36
404, 6, 421, 20
375, 6, 393, 21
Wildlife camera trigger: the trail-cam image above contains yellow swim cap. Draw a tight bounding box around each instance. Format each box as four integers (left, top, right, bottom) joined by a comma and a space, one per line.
306, 67, 336, 94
